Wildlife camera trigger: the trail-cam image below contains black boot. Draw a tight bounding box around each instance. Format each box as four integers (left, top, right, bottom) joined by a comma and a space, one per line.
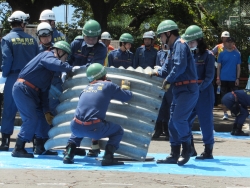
34, 138, 58, 155
177, 140, 191, 166
231, 123, 237, 135
87, 140, 100, 157
12, 137, 34, 158
157, 145, 181, 164
196, 144, 214, 160
152, 122, 163, 139
0, 133, 11, 151
234, 125, 249, 136
63, 142, 76, 164
163, 122, 169, 141
190, 138, 197, 157
101, 144, 124, 166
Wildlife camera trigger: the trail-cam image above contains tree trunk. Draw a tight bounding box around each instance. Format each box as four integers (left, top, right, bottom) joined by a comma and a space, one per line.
6, 0, 65, 23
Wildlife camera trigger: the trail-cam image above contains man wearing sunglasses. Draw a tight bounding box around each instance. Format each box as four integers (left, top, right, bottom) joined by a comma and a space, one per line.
222, 90, 249, 136
0, 11, 39, 151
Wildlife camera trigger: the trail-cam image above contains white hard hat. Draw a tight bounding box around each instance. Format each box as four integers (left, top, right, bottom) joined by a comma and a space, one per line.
101, 31, 112, 40
221, 31, 230, 38
0, 21, 2, 28
8, 11, 30, 24
143, 31, 154, 39
36, 22, 53, 37
39, 9, 56, 21
149, 30, 156, 37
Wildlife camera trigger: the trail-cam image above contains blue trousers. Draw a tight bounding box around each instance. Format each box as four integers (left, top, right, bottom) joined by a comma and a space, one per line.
235, 106, 248, 125
188, 84, 215, 145
1, 73, 19, 135
169, 83, 199, 145
157, 85, 173, 122
12, 82, 50, 142
69, 120, 124, 149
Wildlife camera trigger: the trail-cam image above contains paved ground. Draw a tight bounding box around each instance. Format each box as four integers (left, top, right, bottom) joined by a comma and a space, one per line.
0, 107, 250, 188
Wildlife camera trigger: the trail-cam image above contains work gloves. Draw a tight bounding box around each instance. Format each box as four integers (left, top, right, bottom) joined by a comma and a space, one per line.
72, 66, 81, 72
149, 71, 158, 77
121, 80, 130, 90
45, 112, 54, 125
162, 79, 170, 91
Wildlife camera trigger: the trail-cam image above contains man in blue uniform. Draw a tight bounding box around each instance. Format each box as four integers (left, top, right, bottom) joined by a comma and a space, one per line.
69, 20, 106, 66
133, 31, 157, 69
108, 33, 134, 68
11, 41, 78, 158
0, 11, 39, 151
63, 63, 133, 166
183, 25, 215, 159
222, 90, 249, 136
155, 20, 199, 166
39, 9, 65, 43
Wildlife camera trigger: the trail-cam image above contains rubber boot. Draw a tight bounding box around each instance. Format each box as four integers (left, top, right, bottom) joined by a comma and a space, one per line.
87, 140, 100, 157
63, 142, 76, 164
230, 123, 237, 135
190, 138, 197, 157
0, 133, 11, 151
12, 137, 34, 158
34, 138, 58, 155
177, 140, 191, 166
101, 144, 124, 166
195, 144, 214, 160
152, 122, 163, 139
234, 125, 249, 136
163, 122, 169, 141
156, 145, 181, 164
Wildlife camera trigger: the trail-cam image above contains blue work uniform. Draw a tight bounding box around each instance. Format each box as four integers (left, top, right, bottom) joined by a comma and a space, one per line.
108, 49, 134, 68
52, 28, 65, 43
188, 50, 215, 145
133, 46, 157, 68
246, 56, 250, 90
69, 40, 106, 66
0, 40, 2, 71
1, 28, 39, 135
156, 50, 168, 67
12, 51, 73, 142
222, 90, 250, 125
68, 80, 132, 149
165, 37, 199, 145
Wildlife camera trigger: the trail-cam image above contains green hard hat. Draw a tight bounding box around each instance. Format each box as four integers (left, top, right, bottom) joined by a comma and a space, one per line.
53, 41, 71, 55
74, 35, 84, 40
119, 33, 134, 43
182, 25, 203, 42
82, 20, 101, 37
86, 63, 107, 82
157, 20, 178, 37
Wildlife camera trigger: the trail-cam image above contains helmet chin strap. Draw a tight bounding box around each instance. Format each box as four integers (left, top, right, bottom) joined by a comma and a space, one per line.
164, 32, 172, 47
56, 49, 66, 59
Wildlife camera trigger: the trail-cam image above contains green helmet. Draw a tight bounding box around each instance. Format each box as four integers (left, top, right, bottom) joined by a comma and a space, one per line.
182, 25, 203, 42
119, 33, 134, 44
74, 35, 84, 40
86, 63, 107, 82
157, 20, 178, 37
53, 41, 71, 55
82, 20, 101, 37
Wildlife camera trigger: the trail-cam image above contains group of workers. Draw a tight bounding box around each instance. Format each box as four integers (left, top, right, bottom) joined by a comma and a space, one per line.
0, 8, 249, 167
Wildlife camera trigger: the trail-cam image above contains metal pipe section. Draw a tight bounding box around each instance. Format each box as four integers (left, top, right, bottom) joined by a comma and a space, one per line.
46, 66, 165, 161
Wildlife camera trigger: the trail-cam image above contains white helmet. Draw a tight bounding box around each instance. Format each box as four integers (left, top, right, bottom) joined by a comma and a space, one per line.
143, 31, 154, 39
221, 31, 230, 38
36, 22, 53, 37
101, 31, 112, 40
149, 30, 156, 37
8, 11, 30, 24
0, 21, 3, 28
39, 9, 56, 21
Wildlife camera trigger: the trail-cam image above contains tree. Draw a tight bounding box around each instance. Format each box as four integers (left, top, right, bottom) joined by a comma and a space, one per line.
0, 0, 65, 23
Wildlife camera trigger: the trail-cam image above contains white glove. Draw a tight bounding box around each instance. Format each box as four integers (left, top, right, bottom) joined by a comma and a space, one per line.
61, 72, 67, 83
0, 76, 7, 84
154, 66, 161, 69
72, 66, 81, 72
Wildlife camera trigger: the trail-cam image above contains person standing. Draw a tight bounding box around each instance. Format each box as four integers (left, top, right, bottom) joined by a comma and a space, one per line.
156, 20, 199, 166
216, 37, 241, 121
63, 63, 132, 165
133, 31, 157, 69
108, 33, 134, 68
100, 32, 114, 67
183, 25, 215, 159
0, 11, 39, 151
